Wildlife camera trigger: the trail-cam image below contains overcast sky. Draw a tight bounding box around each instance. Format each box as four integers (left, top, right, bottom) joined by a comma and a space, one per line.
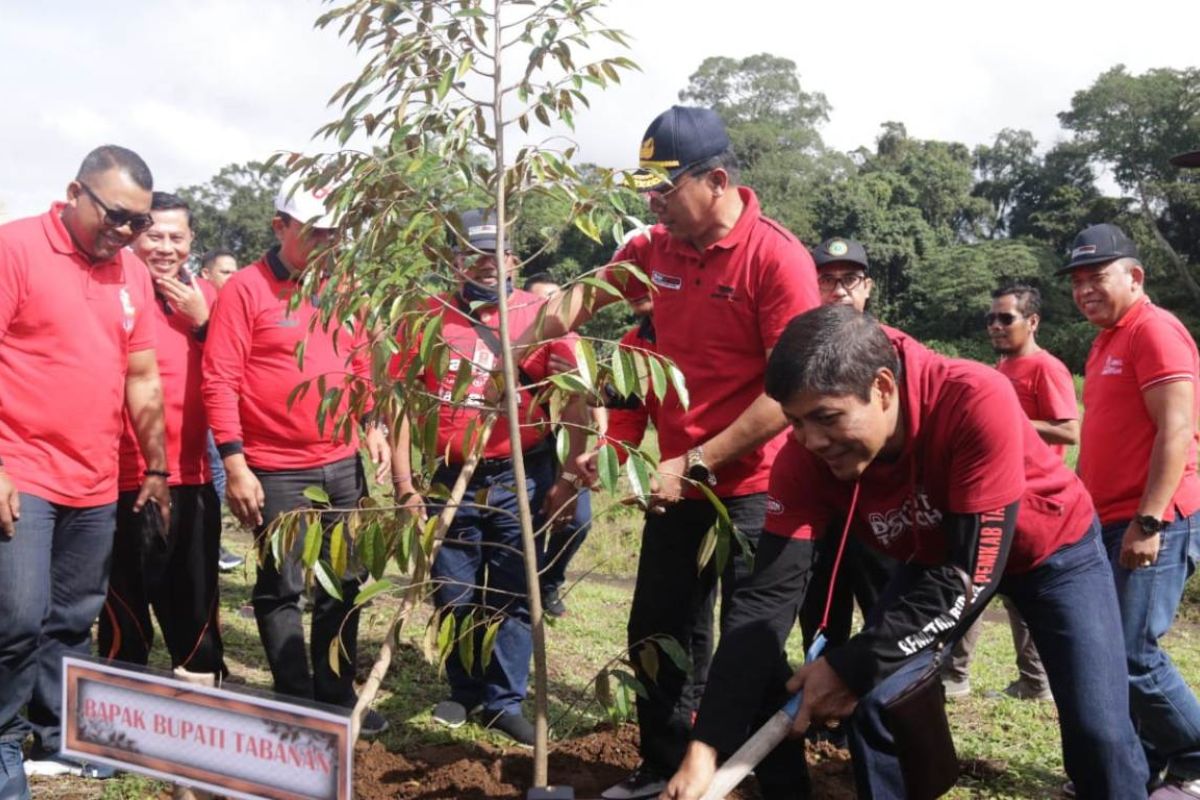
2, 0, 1197, 222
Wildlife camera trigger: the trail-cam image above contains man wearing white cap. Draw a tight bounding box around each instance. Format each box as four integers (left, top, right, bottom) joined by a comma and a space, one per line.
202, 176, 390, 732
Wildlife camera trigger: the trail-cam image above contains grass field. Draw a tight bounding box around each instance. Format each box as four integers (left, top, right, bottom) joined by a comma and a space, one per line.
38, 492, 1200, 799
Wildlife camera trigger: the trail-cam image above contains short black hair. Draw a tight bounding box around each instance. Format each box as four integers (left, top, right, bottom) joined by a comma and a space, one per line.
690, 148, 740, 185
76, 145, 153, 191
150, 191, 192, 228
992, 283, 1041, 317
523, 272, 557, 291
200, 248, 236, 271
765, 305, 898, 403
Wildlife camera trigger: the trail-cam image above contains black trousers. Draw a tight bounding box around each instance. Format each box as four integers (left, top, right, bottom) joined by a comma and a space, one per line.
251, 456, 366, 707
99, 484, 225, 674
628, 493, 764, 775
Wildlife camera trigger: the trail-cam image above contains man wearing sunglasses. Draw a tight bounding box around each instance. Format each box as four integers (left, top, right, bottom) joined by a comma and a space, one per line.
942, 284, 1077, 705
515, 105, 820, 799
1062, 221, 1200, 799
203, 175, 390, 736
0, 145, 169, 797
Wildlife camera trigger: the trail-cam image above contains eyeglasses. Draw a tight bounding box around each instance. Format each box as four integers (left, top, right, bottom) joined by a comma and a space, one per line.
817, 273, 867, 292
640, 163, 714, 207
984, 312, 1020, 326
78, 182, 154, 233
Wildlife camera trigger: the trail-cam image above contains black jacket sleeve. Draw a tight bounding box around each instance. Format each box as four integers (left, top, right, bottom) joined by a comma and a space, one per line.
691, 533, 816, 754
824, 501, 1017, 697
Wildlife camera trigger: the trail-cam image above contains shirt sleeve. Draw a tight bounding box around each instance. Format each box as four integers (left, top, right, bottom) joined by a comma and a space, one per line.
1131, 312, 1198, 393
763, 438, 831, 542
0, 235, 26, 340
754, 242, 820, 351
202, 280, 253, 452
1035, 355, 1079, 421
599, 236, 654, 301
126, 256, 157, 353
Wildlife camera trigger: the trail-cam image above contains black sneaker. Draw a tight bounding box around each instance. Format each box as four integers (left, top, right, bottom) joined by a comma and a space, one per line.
359, 708, 389, 737
432, 700, 469, 728
601, 765, 667, 799
483, 710, 535, 749
543, 588, 568, 618
218, 546, 244, 572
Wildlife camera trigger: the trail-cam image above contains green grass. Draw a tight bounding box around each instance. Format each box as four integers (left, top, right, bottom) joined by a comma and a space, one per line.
44, 499, 1200, 798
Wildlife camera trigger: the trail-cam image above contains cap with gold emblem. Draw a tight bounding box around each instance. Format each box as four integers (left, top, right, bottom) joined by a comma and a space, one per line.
631, 105, 731, 190
812, 237, 870, 271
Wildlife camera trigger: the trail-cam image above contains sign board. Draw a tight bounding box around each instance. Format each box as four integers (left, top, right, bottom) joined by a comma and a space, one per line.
61, 657, 353, 800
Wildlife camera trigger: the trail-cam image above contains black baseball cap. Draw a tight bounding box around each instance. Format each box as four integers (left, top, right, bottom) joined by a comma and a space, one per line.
631, 106, 732, 190
1057, 223, 1139, 274
456, 209, 510, 253
1171, 149, 1200, 168
812, 237, 869, 271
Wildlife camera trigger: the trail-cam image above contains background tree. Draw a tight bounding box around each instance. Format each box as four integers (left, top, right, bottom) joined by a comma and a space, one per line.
176, 161, 287, 265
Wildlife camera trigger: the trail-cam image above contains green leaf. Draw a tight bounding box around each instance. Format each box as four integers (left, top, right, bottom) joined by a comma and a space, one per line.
481, 618, 501, 672
638, 642, 659, 684
314, 560, 343, 601
435, 68, 452, 101
648, 355, 668, 401
328, 637, 342, 678
625, 452, 651, 503
457, 610, 475, 676
437, 612, 456, 667
450, 351, 475, 402
556, 426, 571, 469
696, 527, 717, 572
329, 521, 347, 577
667, 362, 689, 410
597, 442, 620, 493
303, 485, 331, 505
302, 514, 323, 568
573, 338, 597, 390
594, 668, 612, 709
654, 636, 692, 677
547, 372, 590, 395
353, 578, 393, 608
610, 346, 633, 397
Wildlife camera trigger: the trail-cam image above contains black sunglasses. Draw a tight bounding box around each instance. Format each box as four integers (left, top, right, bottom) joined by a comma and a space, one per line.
984, 312, 1019, 326
78, 182, 154, 233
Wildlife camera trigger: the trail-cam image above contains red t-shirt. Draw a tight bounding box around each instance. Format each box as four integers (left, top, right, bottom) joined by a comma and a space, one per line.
118, 275, 218, 490
996, 349, 1078, 458
602, 321, 661, 460
391, 290, 574, 462
0, 205, 157, 506
765, 334, 1094, 574
203, 254, 369, 471
1078, 298, 1200, 524
603, 187, 819, 496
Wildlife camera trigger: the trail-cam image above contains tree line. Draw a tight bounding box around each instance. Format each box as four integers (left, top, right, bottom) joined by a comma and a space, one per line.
177, 56, 1200, 372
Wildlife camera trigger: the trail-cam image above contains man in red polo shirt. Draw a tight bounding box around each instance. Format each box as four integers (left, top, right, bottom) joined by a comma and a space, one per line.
521, 106, 819, 799
944, 283, 1077, 703
203, 176, 390, 735
1059, 223, 1200, 797
391, 209, 584, 747
664, 305, 1146, 800
99, 192, 226, 691
0, 145, 170, 795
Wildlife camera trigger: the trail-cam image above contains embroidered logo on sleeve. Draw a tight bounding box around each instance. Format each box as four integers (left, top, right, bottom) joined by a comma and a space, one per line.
118, 288, 136, 332
766, 496, 784, 514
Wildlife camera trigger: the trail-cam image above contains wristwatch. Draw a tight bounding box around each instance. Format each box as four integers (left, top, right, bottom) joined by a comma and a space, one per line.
685, 446, 717, 487
1134, 514, 1165, 534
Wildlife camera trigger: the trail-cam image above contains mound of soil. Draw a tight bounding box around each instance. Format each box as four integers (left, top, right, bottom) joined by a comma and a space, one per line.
353, 724, 856, 799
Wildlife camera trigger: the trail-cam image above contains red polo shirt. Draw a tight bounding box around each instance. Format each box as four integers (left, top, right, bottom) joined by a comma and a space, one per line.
603, 321, 661, 458
603, 187, 819, 496
765, 334, 1094, 574
391, 290, 573, 462
1078, 297, 1200, 525
203, 251, 369, 471
996, 349, 1078, 459
118, 274, 217, 490
0, 205, 156, 506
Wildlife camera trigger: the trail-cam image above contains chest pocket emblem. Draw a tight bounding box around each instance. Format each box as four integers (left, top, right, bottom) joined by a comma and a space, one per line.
651, 270, 682, 290
118, 288, 136, 332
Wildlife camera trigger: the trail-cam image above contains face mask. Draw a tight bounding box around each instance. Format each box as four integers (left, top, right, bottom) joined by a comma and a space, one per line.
460, 277, 513, 306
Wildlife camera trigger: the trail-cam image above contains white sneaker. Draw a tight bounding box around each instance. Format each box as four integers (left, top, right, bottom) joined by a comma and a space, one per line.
24, 755, 115, 779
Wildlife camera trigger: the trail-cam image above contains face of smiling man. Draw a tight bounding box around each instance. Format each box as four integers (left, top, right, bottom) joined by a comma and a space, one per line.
133, 208, 193, 281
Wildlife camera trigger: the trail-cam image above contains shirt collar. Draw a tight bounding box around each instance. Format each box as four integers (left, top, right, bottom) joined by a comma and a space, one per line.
661, 186, 762, 260
265, 245, 299, 282
1113, 295, 1150, 329
42, 201, 127, 271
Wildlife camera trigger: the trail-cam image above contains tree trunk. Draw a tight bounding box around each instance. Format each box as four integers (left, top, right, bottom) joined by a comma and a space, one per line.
1137, 182, 1200, 302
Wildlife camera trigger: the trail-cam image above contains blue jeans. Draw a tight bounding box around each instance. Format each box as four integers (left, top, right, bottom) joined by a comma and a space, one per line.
206, 431, 226, 505
541, 488, 592, 596
429, 450, 555, 716
0, 494, 117, 753
849, 523, 1147, 799
1104, 512, 1200, 778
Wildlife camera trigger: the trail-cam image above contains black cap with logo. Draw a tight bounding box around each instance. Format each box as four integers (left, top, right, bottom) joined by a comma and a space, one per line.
1057, 223, 1140, 274
456, 209, 512, 253
812, 237, 870, 271
632, 106, 732, 190
1171, 149, 1200, 169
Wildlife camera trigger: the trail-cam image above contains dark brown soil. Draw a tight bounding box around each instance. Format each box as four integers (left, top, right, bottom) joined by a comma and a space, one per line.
353, 724, 857, 799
